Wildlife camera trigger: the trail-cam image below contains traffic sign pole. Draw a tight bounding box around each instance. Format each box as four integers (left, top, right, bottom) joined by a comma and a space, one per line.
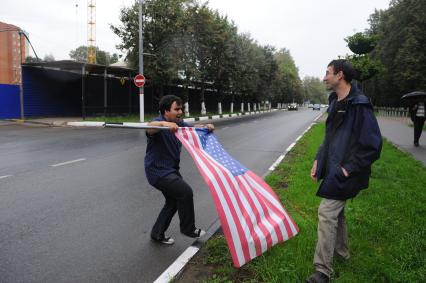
139, 0, 144, 122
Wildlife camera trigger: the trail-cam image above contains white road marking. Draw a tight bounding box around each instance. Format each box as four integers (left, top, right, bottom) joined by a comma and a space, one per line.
50, 158, 86, 167
269, 155, 285, 171
0, 175, 13, 180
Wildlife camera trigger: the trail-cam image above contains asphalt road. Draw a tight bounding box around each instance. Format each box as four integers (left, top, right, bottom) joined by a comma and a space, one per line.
0, 109, 323, 282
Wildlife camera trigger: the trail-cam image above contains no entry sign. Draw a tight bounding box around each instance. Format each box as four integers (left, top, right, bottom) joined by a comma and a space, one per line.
134, 74, 145, 87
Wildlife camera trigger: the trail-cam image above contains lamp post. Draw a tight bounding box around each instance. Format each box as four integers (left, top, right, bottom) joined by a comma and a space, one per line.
139, 0, 144, 122
18, 31, 24, 120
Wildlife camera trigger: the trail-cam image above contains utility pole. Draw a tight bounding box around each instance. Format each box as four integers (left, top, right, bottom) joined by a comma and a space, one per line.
18, 31, 24, 120
139, 0, 144, 122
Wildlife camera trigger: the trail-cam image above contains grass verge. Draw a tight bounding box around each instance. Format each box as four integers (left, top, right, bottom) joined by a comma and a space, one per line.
186, 122, 426, 283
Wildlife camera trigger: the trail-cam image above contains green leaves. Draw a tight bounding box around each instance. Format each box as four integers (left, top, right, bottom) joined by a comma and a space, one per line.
345, 32, 379, 55
110, 0, 302, 103
350, 0, 426, 106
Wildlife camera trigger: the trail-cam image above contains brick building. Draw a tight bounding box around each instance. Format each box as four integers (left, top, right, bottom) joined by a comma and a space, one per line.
0, 21, 29, 85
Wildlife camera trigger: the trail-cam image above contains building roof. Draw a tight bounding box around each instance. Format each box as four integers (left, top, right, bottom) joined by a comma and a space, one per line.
22, 60, 136, 77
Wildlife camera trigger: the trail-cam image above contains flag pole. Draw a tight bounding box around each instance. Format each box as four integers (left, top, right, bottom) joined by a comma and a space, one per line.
104, 123, 170, 130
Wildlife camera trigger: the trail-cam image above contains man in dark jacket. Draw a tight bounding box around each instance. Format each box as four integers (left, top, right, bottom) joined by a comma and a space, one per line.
145, 95, 214, 245
306, 60, 382, 283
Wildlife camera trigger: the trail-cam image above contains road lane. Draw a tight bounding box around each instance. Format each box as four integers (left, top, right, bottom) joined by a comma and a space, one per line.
0, 109, 323, 282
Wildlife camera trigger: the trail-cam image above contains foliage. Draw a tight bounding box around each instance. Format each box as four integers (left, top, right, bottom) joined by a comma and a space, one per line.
345, 32, 378, 55
69, 45, 119, 65
43, 53, 55, 62
25, 56, 42, 63
110, 0, 303, 106
362, 0, 426, 106
273, 48, 303, 103
302, 76, 328, 104
346, 54, 382, 82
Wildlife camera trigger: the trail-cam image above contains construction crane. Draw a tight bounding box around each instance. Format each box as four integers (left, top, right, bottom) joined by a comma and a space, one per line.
87, 0, 96, 64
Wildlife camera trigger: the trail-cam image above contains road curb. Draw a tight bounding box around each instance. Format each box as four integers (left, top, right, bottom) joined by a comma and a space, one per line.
64, 109, 279, 127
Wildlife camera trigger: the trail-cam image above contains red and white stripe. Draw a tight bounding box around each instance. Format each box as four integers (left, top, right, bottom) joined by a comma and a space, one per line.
176, 127, 299, 267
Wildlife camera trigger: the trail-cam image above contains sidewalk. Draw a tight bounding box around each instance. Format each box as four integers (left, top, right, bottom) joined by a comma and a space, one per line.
6, 110, 277, 127
377, 116, 426, 166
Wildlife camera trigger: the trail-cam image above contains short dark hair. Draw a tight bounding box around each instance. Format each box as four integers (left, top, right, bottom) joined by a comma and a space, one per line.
159, 95, 182, 115
328, 59, 356, 83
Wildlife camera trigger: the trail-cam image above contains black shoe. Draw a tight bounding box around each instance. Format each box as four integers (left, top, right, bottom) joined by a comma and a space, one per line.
306, 271, 330, 283
414, 141, 419, 147
183, 228, 206, 238
151, 236, 175, 245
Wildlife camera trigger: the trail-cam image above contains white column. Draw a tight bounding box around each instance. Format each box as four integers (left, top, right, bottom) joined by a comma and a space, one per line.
240, 102, 244, 113
230, 102, 234, 113
201, 101, 206, 115
218, 102, 222, 115
247, 102, 251, 112
184, 102, 190, 117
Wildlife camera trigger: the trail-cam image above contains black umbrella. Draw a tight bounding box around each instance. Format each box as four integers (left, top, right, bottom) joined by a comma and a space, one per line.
401, 91, 426, 100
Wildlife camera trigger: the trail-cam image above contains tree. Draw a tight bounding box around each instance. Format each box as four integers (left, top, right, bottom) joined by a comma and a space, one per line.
25, 56, 42, 63
110, 0, 303, 109
69, 45, 119, 65
274, 48, 302, 103
43, 53, 55, 62
362, 0, 426, 106
302, 76, 328, 104
344, 32, 381, 84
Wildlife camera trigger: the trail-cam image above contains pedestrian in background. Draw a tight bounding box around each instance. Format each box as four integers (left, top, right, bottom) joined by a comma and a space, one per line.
145, 95, 214, 245
306, 60, 382, 283
409, 100, 425, 147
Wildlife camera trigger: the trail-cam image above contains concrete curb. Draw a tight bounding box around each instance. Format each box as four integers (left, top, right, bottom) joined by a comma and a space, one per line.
65, 109, 279, 127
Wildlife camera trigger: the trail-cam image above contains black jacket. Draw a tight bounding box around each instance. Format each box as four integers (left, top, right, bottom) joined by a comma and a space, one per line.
315, 84, 382, 200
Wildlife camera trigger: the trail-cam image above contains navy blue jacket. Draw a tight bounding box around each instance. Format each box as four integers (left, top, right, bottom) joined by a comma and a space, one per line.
315, 84, 382, 200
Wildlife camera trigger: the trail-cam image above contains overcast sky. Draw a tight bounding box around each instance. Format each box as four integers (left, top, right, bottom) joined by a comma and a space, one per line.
1, 0, 390, 78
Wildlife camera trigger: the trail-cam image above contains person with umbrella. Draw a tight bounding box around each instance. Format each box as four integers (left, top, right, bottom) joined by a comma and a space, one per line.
403, 91, 426, 147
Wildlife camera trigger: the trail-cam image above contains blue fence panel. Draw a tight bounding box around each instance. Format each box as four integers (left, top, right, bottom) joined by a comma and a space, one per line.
22, 66, 81, 117
0, 84, 21, 119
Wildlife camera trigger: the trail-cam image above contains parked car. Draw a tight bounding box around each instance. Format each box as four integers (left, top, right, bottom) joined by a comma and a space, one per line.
287, 103, 298, 111
313, 104, 321, 110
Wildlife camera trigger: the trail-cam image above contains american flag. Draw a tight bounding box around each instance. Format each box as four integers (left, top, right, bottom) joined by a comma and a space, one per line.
175, 127, 299, 267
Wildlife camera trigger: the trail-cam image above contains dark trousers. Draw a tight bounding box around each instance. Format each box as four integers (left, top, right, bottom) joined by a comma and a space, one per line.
414, 117, 425, 143
151, 173, 195, 240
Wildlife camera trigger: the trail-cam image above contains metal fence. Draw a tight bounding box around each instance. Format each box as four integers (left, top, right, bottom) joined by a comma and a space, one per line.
376, 107, 409, 118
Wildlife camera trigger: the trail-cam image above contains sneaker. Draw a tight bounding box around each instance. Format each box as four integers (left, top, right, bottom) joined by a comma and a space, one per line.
183, 228, 206, 238
151, 236, 175, 245
306, 271, 330, 283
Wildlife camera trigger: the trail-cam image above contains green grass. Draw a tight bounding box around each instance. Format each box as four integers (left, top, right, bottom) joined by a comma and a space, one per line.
200, 123, 426, 283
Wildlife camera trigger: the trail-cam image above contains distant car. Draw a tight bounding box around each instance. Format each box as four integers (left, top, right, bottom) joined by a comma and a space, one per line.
287, 103, 298, 111
308, 104, 314, 108
313, 104, 321, 110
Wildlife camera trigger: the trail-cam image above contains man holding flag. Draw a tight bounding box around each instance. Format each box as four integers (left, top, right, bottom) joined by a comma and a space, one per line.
145, 95, 214, 245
